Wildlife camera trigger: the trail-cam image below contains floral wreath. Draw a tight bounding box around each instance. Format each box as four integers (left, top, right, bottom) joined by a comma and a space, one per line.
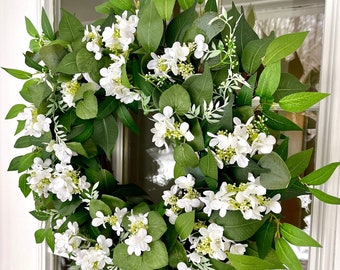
4, 0, 340, 269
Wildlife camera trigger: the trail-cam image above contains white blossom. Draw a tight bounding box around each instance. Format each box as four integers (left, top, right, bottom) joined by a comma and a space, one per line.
125, 228, 153, 256
17, 107, 51, 137
194, 34, 208, 59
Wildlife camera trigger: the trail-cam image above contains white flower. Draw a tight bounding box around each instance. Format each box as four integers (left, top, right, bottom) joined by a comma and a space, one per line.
46, 141, 75, 164
230, 243, 248, 255
177, 197, 201, 212
179, 122, 195, 142
92, 211, 106, 228
17, 107, 51, 137
165, 208, 178, 224
175, 174, 196, 189
251, 133, 276, 155
96, 235, 113, 254
177, 262, 193, 270
54, 222, 82, 258
265, 194, 282, 214
167, 42, 190, 62
83, 24, 103, 60
27, 157, 52, 197
125, 228, 153, 256
194, 34, 208, 59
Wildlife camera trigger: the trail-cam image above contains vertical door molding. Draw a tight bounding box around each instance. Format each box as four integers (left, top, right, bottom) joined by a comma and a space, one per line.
309, 0, 340, 269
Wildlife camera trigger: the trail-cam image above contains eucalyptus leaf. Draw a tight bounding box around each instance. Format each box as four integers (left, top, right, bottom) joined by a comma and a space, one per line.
168, 240, 188, 268
175, 211, 195, 240
143, 240, 169, 269
211, 211, 268, 241
89, 199, 112, 218
183, 63, 213, 107
76, 91, 98, 119
174, 143, 199, 168
193, 12, 225, 42
113, 243, 144, 270
258, 152, 291, 190
39, 44, 67, 70
301, 162, 340, 185
28, 81, 52, 109
279, 92, 329, 112
159, 84, 191, 115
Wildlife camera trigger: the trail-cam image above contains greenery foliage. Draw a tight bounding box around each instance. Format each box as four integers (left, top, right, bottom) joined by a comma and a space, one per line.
4, 0, 340, 269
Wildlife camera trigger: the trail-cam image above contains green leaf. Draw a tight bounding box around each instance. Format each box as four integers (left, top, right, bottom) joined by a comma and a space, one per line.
147, 211, 167, 241
92, 114, 118, 160
34, 228, 46, 243
39, 44, 66, 69
55, 51, 79, 74
45, 228, 55, 252
273, 73, 310, 101
183, 63, 213, 107
279, 92, 329, 112
41, 8, 55, 40
116, 104, 139, 134
24, 52, 44, 72
137, 1, 163, 53
242, 32, 275, 74
228, 253, 279, 270
5, 104, 26, 119
275, 238, 303, 270
30, 210, 50, 221
86, 169, 117, 193
200, 148, 218, 180
301, 162, 340, 185
256, 221, 275, 259
97, 96, 120, 119
2, 67, 32, 80
258, 152, 291, 190
236, 73, 256, 107
143, 240, 169, 269
108, 0, 132, 10
204, 0, 218, 12
89, 199, 112, 218
309, 188, 340, 204
159, 84, 191, 115
18, 152, 39, 173
168, 240, 188, 268
285, 148, 313, 178
14, 133, 52, 148
113, 244, 143, 270
28, 81, 52, 109
189, 119, 205, 151
211, 211, 267, 241
178, 0, 195, 10
210, 258, 236, 270
154, 0, 176, 20
256, 61, 281, 98
262, 110, 302, 131
19, 174, 31, 197
175, 211, 195, 240
76, 91, 98, 119
275, 136, 289, 161
280, 223, 321, 247
25, 17, 39, 37
263, 32, 308, 66
76, 48, 101, 73
57, 210, 90, 232
174, 143, 199, 168
101, 195, 126, 211
8, 155, 23, 171
66, 142, 89, 157
193, 12, 225, 42
59, 9, 84, 42
165, 3, 195, 45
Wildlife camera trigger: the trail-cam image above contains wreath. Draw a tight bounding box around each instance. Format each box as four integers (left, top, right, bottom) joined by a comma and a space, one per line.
4, 0, 340, 269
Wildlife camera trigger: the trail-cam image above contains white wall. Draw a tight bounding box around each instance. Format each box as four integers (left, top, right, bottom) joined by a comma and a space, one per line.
0, 1, 40, 269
